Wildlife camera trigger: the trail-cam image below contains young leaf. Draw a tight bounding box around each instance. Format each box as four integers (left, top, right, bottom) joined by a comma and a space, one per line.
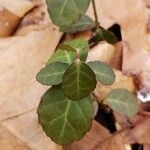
88, 61, 115, 85
37, 86, 93, 144
62, 61, 96, 100
47, 50, 77, 65
65, 39, 89, 62
107, 89, 138, 117
90, 28, 118, 44
36, 62, 69, 86
46, 0, 90, 27
60, 15, 95, 33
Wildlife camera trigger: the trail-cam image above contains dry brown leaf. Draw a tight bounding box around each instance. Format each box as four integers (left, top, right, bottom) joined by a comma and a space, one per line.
110, 42, 123, 70
0, 27, 62, 148
144, 144, 150, 150
123, 117, 150, 144
0, 125, 30, 150
0, 0, 35, 37
16, 1, 51, 36
87, 42, 117, 63
0, 8, 20, 37
93, 134, 127, 150
0, 2, 62, 148
0, 26, 62, 121
0, 0, 35, 17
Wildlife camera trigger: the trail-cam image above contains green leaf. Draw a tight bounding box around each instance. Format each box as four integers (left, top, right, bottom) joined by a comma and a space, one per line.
58, 44, 76, 52
65, 39, 89, 62
62, 61, 96, 100
46, 0, 90, 27
88, 61, 115, 85
36, 62, 69, 86
60, 15, 95, 33
37, 85, 93, 144
47, 50, 77, 65
107, 89, 138, 117
91, 28, 118, 44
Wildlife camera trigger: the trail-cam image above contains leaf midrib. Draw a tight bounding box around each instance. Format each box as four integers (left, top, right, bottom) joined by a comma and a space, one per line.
76, 63, 80, 97
40, 71, 64, 78
64, 51, 72, 64
59, 101, 71, 140
59, 0, 68, 23
95, 70, 112, 79
71, 0, 79, 13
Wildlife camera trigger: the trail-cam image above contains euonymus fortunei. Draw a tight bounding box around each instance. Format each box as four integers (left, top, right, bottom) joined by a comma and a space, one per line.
36, 0, 138, 145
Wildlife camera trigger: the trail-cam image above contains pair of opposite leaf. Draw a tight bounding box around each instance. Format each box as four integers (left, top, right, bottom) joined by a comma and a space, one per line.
36, 39, 115, 101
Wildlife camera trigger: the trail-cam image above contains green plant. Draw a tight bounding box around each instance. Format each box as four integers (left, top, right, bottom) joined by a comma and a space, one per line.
36, 0, 138, 145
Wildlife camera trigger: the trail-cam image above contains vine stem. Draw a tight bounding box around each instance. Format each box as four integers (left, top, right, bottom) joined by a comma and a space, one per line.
91, 0, 99, 29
